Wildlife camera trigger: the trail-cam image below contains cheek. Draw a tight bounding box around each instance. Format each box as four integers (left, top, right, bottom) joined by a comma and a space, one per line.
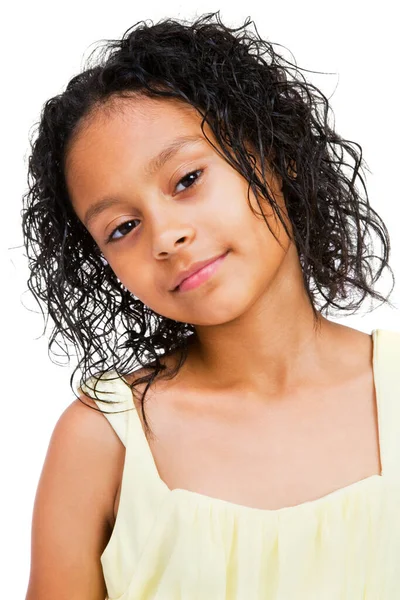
229, 200, 272, 251
105, 257, 149, 299
239, 205, 290, 280
247, 188, 291, 249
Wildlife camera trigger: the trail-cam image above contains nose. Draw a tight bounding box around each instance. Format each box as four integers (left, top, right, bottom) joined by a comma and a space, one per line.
152, 221, 196, 258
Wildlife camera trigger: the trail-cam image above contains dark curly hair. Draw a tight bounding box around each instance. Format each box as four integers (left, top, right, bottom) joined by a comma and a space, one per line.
21, 11, 395, 435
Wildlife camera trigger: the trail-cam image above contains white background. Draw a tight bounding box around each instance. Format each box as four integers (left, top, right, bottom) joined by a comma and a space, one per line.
2, 1, 399, 596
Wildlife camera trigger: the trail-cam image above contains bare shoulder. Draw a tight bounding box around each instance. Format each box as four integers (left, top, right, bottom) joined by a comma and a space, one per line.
51, 391, 126, 497
49, 391, 127, 526
26, 392, 125, 600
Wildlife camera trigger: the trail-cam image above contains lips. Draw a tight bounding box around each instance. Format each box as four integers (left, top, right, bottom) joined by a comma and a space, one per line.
171, 251, 229, 291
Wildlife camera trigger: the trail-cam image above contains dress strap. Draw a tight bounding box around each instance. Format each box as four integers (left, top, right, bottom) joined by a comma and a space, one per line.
78, 371, 133, 446
78, 370, 170, 568
374, 328, 400, 480
78, 369, 170, 497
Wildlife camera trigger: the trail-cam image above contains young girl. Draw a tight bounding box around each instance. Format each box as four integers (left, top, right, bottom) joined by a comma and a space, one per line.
23, 11, 399, 600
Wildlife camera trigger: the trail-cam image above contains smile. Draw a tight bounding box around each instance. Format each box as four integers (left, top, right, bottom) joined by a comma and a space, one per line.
175, 251, 229, 293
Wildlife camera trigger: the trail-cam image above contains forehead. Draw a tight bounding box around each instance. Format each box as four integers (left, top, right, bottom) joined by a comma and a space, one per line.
66, 95, 207, 167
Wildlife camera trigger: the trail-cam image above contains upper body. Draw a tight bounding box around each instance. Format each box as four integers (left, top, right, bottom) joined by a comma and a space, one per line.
26, 324, 400, 600
23, 13, 397, 600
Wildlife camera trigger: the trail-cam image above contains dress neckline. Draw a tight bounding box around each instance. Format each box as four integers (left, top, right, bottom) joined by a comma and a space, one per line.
122, 329, 384, 515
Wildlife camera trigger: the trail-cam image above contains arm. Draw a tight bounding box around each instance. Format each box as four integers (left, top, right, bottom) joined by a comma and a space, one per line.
25, 395, 125, 600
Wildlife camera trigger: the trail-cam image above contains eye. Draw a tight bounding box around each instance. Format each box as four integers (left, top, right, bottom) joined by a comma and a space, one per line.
107, 219, 140, 243
105, 169, 203, 244
175, 169, 203, 193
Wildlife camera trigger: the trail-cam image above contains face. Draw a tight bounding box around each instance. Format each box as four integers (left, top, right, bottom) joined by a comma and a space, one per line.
65, 95, 293, 326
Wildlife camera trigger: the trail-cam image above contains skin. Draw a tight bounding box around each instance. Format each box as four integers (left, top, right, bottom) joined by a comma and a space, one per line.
26, 94, 381, 599
66, 95, 371, 398
65, 91, 381, 505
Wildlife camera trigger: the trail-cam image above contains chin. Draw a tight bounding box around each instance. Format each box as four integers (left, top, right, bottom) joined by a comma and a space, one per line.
184, 296, 252, 327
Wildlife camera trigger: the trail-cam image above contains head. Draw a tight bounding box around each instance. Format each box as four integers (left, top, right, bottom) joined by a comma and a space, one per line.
65, 93, 294, 328
22, 12, 394, 429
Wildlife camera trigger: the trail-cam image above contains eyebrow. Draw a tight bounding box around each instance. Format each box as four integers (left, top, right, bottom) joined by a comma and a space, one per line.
83, 135, 206, 228
145, 134, 205, 177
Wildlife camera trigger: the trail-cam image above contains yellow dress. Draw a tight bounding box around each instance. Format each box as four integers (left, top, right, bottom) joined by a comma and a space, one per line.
79, 328, 400, 599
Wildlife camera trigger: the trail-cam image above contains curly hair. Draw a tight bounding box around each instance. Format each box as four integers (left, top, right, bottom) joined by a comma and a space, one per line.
21, 11, 395, 435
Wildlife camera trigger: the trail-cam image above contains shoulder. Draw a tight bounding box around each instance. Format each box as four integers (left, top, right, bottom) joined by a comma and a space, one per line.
48, 392, 126, 523
375, 328, 400, 368
58, 392, 124, 445
373, 327, 400, 355
26, 392, 126, 598
378, 327, 400, 342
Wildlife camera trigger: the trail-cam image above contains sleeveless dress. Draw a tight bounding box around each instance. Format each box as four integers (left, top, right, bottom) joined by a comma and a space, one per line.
78, 328, 400, 599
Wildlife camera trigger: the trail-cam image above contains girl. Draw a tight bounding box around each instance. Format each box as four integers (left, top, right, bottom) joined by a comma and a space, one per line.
23, 11, 399, 600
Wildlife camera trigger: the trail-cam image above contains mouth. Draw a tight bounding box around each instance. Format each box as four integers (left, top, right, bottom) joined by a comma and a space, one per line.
173, 251, 229, 293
